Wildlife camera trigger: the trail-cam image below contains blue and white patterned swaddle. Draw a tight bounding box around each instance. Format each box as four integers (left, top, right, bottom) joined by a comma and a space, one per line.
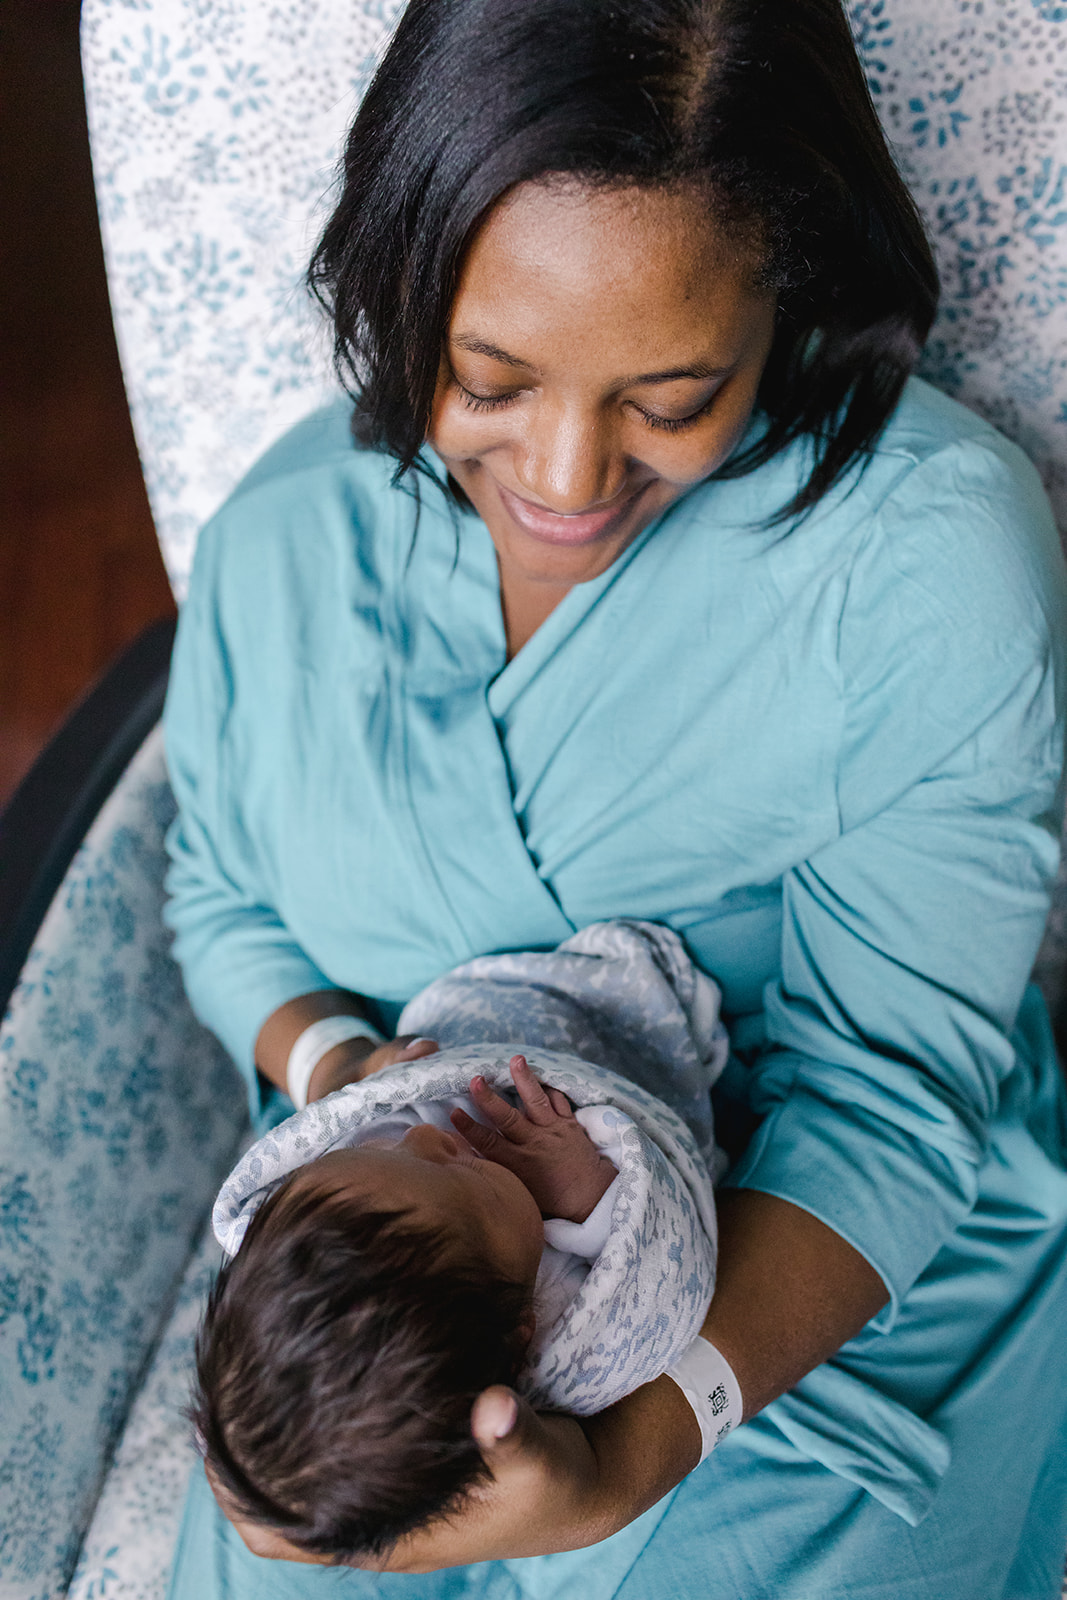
214, 921, 727, 1414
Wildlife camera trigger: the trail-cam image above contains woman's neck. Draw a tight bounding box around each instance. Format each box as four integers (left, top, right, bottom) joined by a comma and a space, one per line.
499, 566, 572, 660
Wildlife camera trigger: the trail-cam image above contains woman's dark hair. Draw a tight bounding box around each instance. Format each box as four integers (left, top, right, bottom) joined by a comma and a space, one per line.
307, 0, 934, 518
193, 1173, 531, 1562
309, 0, 937, 522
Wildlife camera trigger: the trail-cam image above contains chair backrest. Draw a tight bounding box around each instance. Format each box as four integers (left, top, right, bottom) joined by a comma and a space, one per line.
0, 728, 244, 1599
81, 0, 1067, 598
81, 0, 404, 597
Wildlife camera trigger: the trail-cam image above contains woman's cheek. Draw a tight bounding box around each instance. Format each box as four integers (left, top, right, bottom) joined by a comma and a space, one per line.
427, 393, 508, 462
650, 385, 762, 486
636, 418, 747, 490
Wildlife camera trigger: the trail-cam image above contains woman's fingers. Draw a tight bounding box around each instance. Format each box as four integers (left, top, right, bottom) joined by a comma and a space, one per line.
394, 1035, 440, 1060
507, 1054, 558, 1125
334, 1035, 438, 1091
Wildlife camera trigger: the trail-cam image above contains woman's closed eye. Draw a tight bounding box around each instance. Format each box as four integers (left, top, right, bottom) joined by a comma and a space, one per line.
457, 382, 525, 413
456, 380, 722, 432
629, 392, 721, 433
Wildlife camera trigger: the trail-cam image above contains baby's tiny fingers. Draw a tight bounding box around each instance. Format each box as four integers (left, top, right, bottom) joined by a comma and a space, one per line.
546, 1086, 575, 1119
450, 1106, 503, 1154
508, 1055, 557, 1126
468, 1075, 531, 1141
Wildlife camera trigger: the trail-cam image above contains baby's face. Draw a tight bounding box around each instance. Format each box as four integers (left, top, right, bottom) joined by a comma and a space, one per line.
292, 1125, 546, 1290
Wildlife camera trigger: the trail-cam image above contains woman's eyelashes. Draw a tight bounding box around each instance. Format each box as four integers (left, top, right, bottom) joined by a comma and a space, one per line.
455, 380, 720, 432
457, 383, 521, 413
631, 393, 720, 433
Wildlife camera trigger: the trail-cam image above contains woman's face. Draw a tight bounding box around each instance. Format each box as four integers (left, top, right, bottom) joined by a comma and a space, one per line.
429, 180, 777, 591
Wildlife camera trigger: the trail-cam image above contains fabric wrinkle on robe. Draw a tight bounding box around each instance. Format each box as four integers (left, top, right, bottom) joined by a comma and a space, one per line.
163, 379, 1067, 1599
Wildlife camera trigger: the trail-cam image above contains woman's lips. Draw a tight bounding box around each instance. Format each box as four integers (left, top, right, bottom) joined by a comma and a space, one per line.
495, 480, 644, 545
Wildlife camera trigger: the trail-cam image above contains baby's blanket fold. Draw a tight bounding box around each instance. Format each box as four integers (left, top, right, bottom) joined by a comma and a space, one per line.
398, 919, 729, 1176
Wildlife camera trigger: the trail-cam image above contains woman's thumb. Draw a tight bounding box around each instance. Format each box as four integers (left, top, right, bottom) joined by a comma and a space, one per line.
394, 1035, 439, 1059
471, 1386, 522, 1455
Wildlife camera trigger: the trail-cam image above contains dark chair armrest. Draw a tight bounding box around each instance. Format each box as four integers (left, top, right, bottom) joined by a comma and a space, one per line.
0, 617, 176, 1016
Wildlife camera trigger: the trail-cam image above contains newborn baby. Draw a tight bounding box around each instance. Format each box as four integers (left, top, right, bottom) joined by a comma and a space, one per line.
196, 921, 728, 1565
195, 1054, 634, 1561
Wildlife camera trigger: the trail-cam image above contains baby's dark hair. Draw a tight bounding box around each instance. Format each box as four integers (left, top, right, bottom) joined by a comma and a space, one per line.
192, 1165, 532, 1563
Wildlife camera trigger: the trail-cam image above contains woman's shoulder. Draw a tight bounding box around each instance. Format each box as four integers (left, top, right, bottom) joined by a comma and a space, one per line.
844, 377, 1066, 654
872, 375, 1016, 467
826, 380, 1067, 801
186, 402, 428, 608
223, 400, 370, 501
211, 399, 404, 530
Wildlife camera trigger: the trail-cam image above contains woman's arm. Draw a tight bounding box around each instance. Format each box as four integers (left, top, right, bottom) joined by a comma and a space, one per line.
698, 1189, 888, 1419
359, 1189, 887, 1573
163, 520, 443, 1109
254, 990, 438, 1101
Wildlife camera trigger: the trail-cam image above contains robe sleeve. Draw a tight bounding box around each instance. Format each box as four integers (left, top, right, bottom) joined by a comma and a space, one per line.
162, 516, 335, 1095
723, 437, 1067, 1320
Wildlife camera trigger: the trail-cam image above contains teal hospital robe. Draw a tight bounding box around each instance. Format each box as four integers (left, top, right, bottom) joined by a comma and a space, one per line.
163, 379, 1067, 1600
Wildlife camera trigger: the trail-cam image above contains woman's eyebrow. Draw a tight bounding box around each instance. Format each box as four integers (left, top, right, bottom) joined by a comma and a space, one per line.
627, 361, 731, 386
452, 335, 731, 387
452, 334, 535, 370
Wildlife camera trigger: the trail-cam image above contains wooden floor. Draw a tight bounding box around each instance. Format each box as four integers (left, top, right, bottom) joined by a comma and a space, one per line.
0, 1, 176, 810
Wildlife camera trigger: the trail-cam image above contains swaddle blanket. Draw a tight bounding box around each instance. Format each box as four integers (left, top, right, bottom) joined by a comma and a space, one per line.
214, 920, 725, 1414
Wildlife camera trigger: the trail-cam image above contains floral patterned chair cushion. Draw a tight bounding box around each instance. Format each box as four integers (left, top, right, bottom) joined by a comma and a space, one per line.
1, 3, 1061, 1598
0, 729, 245, 1599
80, 0, 405, 598
66, 1219, 223, 1600
854, 0, 1067, 525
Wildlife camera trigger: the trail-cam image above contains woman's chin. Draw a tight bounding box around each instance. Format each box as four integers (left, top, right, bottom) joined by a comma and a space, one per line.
473, 475, 671, 583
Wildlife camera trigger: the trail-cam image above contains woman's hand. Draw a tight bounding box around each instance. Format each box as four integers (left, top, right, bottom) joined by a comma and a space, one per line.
377, 1378, 702, 1573
218, 1385, 663, 1572
378, 1390, 614, 1571
307, 1032, 439, 1102
254, 988, 438, 1102
376, 1192, 890, 1573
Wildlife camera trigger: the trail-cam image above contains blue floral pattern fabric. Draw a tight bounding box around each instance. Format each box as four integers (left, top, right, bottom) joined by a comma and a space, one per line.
80, 0, 1067, 604
845, 0, 1067, 530
66, 1222, 222, 1600
80, 0, 405, 599
0, 730, 245, 1600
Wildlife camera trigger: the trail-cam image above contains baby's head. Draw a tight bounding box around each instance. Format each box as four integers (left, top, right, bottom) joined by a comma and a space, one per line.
193, 1124, 545, 1564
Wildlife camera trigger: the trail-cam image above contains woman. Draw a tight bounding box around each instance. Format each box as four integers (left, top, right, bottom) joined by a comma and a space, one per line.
163, 0, 1067, 1595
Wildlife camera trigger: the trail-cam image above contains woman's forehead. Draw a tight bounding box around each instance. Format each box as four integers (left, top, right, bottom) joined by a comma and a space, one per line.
450, 180, 771, 375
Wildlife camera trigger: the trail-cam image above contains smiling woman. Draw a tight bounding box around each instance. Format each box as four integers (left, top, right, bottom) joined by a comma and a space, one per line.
430, 185, 776, 649
163, 0, 1067, 1597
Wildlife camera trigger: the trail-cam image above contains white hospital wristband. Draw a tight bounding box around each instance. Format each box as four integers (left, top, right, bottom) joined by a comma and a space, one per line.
665, 1335, 744, 1462
285, 1016, 385, 1110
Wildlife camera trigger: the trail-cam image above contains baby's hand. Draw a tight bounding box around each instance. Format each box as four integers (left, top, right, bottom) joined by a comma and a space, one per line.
450, 1055, 617, 1224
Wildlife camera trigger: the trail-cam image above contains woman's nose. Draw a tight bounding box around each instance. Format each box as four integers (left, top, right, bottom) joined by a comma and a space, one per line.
400, 1122, 462, 1162
517, 403, 626, 513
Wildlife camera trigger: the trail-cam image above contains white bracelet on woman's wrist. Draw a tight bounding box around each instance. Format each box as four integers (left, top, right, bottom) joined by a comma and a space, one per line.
665, 1335, 744, 1463
285, 1015, 385, 1110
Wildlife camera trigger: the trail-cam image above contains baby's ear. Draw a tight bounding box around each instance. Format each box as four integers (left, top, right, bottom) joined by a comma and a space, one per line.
517, 1307, 537, 1350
